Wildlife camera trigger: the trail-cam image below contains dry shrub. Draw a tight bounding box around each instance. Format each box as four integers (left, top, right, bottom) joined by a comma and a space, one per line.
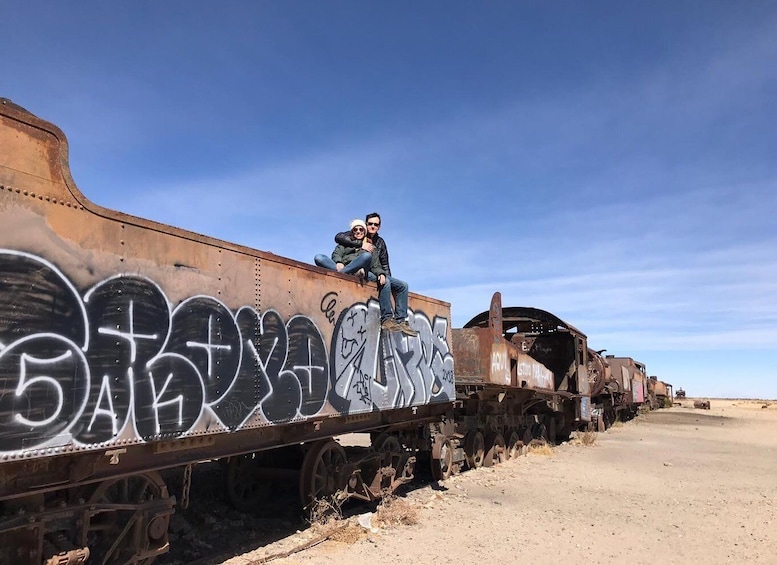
527, 442, 554, 457
571, 429, 597, 446
374, 495, 419, 528
328, 521, 366, 544
306, 494, 345, 527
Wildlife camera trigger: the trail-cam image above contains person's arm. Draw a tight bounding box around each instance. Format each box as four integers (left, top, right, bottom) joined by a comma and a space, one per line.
337, 230, 374, 253
369, 253, 386, 283
378, 239, 391, 277
335, 231, 360, 248
331, 245, 347, 271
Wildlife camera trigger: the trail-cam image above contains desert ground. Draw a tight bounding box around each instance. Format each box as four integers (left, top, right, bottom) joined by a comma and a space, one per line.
166, 399, 777, 565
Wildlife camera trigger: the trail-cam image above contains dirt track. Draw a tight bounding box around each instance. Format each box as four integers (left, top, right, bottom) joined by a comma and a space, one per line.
209, 399, 777, 565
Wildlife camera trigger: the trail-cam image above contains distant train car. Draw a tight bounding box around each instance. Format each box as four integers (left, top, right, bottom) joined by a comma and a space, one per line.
605, 356, 648, 418
0, 99, 455, 564
648, 376, 673, 408
449, 293, 591, 472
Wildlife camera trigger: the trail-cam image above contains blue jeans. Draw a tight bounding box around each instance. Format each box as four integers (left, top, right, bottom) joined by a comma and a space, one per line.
314, 252, 373, 275
373, 275, 408, 322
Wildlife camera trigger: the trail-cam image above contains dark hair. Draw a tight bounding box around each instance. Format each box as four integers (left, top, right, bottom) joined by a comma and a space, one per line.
365, 212, 381, 223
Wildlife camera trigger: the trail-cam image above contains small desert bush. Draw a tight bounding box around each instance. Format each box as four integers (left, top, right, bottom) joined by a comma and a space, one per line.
328, 521, 365, 544
571, 428, 597, 446
374, 495, 419, 528
306, 493, 345, 527
527, 441, 554, 457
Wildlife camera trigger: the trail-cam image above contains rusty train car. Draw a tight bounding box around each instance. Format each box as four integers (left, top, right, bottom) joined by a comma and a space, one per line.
448, 293, 591, 471
586, 350, 671, 429
647, 376, 673, 409
0, 100, 657, 564
606, 355, 648, 418
0, 100, 458, 564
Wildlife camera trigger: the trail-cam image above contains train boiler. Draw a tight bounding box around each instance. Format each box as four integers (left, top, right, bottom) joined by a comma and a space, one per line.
0, 99, 456, 564
449, 292, 591, 473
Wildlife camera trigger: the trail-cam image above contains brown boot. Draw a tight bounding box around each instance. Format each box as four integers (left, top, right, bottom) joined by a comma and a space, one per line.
396, 320, 418, 337
381, 318, 401, 332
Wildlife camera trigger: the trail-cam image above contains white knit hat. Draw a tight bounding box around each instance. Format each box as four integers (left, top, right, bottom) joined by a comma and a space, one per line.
350, 219, 366, 230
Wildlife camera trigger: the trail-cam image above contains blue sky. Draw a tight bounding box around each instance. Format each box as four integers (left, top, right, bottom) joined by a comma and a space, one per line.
4, 1, 776, 398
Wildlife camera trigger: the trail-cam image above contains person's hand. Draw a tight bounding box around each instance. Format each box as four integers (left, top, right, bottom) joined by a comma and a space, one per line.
362, 241, 374, 253
336, 263, 344, 272
378, 274, 386, 285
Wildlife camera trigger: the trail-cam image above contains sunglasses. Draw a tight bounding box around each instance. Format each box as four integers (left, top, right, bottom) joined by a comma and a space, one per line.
366, 222, 380, 227
352, 227, 365, 233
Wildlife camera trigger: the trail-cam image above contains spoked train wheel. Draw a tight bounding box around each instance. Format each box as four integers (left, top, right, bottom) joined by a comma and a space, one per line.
431, 438, 453, 481
299, 440, 348, 513
84, 471, 172, 565
372, 433, 406, 490
464, 431, 485, 469
225, 453, 273, 512
506, 429, 522, 459
483, 433, 506, 467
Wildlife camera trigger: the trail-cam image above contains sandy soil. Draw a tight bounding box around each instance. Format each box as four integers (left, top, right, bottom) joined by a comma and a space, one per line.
215, 399, 777, 565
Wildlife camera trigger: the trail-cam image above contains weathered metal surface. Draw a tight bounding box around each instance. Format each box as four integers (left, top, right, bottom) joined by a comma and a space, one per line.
651, 379, 669, 398
632, 379, 645, 403
0, 101, 455, 486
606, 356, 650, 400
586, 348, 610, 398
464, 301, 590, 395
451, 328, 554, 389
457, 293, 591, 423
694, 400, 711, 410
451, 293, 554, 390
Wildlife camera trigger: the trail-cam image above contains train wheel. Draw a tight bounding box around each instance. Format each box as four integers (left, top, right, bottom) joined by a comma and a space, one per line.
531, 421, 548, 443
299, 440, 347, 510
548, 418, 558, 444
84, 471, 171, 565
431, 438, 453, 481
225, 453, 272, 512
520, 427, 533, 450
372, 433, 402, 455
464, 431, 485, 469
506, 429, 522, 459
372, 433, 404, 490
483, 433, 506, 467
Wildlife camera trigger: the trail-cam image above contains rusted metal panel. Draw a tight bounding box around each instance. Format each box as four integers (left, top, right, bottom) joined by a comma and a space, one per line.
455, 293, 588, 428
515, 351, 555, 390
652, 379, 669, 397
451, 293, 554, 390
631, 379, 645, 403
0, 100, 455, 469
603, 356, 653, 410
586, 348, 608, 397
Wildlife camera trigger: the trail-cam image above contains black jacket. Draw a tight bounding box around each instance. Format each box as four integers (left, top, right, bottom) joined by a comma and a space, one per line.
335, 231, 391, 276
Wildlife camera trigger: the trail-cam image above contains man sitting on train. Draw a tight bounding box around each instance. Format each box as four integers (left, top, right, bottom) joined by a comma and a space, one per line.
334, 212, 417, 337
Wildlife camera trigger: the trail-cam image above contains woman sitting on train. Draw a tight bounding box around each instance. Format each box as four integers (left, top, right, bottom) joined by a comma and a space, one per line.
314, 219, 384, 279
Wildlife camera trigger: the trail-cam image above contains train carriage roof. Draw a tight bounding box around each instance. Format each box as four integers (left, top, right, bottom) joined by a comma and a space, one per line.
464, 306, 586, 337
